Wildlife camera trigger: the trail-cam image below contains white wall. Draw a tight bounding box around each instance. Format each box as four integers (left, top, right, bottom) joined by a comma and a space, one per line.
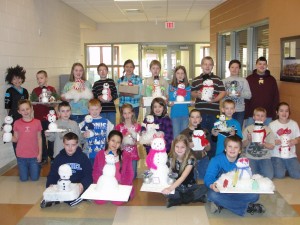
0, 0, 95, 169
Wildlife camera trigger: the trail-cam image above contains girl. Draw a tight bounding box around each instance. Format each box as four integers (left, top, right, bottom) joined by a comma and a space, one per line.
222, 59, 251, 127
117, 59, 143, 120
168, 65, 192, 138
92, 130, 134, 205
204, 135, 265, 216
61, 63, 92, 124
115, 104, 141, 179
31, 70, 57, 163
142, 97, 173, 153
12, 99, 42, 181
162, 135, 207, 208
269, 102, 300, 179
92, 63, 118, 125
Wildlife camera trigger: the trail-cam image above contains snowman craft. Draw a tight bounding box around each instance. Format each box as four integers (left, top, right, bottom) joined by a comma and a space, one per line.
80, 115, 95, 138
228, 81, 238, 97
102, 83, 111, 101
2, 116, 13, 143
140, 115, 159, 145
236, 157, 252, 179
47, 110, 58, 131
277, 128, 292, 158
63, 79, 93, 103
40, 88, 49, 103
214, 114, 231, 133
252, 121, 266, 144
192, 125, 209, 151
200, 79, 214, 102
152, 79, 166, 99
176, 82, 186, 102
145, 132, 169, 185
41, 164, 80, 205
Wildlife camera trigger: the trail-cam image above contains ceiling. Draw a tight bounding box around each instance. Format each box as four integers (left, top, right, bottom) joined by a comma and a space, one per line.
61, 0, 226, 23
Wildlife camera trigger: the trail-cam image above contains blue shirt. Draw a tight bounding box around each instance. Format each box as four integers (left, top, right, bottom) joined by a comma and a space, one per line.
168, 84, 191, 118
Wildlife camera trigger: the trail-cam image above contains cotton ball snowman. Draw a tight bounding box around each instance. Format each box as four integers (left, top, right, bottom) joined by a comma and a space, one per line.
201, 79, 214, 102
40, 88, 49, 103
192, 125, 209, 151
47, 110, 57, 131
236, 157, 252, 179
140, 115, 159, 145
145, 132, 169, 185
2, 116, 13, 143
176, 82, 186, 102
102, 83, 111, 101
57, 164, 73, 191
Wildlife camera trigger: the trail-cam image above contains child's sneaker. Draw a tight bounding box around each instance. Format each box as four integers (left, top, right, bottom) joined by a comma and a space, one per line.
247, 203, 266, 215
210, 202, 223, 214
40, 199, 60, 208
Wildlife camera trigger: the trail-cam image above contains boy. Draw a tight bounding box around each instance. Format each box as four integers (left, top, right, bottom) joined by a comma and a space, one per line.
44, 132, 92, 207
242, 107, 275, 179
245, 57, 279, 126
80, 99, 114, 165
46, 101, 82, 159
180, 109, 211, 179
212, 99, 243, 156
92, 63, 118, 125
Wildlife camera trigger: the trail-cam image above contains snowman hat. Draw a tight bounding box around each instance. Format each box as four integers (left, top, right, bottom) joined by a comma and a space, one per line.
195, 124, 202, 130
254, 121, 264, 126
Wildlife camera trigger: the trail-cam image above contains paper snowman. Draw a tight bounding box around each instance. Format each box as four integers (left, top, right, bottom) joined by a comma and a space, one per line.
145, 132, 169, 185
176, 82, 186, 102
192, 126, 209, 151
57, 164, 73, 191
152, 79, 165, 99
252, 121, 266, 144
47, 110, 58, 131
2, 116, 13, 143
201, 79, 214, 102
40, 88, 49, 103
102, 83, 111, 101
140, 115, 159, 145
236, 157, 252, 179
279, 134, 290, 158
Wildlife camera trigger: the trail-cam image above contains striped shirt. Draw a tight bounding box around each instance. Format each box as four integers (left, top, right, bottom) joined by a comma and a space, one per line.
191, 73, 225, 116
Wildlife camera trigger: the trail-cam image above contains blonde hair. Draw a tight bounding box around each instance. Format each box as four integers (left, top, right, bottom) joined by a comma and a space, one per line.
120, 103, 136, 124
88, 99, 101, 108
201, 56, 214, 66
149, 60, 161, 70
253, 107, 267, 116
69, 62, 86, 82
36, 70, 48, 78
169, 135, 194, 175
222, 99, 235, 108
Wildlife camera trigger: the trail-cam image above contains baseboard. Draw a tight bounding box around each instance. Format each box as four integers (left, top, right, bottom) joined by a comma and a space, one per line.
0, 159, 17, 176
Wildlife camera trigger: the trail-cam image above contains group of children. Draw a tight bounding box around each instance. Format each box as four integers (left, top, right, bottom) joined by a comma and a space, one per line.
3, 55, 300, 216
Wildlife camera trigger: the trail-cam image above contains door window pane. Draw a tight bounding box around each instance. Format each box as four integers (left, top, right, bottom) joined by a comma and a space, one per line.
237, 30, 248, 77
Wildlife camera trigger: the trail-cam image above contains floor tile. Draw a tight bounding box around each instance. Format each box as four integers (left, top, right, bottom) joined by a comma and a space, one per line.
274, 178, 300, 204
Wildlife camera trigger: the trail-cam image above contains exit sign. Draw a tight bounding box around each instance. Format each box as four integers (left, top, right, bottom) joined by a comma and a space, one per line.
165, 21, 175, 29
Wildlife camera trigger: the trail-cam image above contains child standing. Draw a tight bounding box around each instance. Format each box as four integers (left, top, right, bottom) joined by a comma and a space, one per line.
117, 59, 143, 120
142, 97, 173, 153
46, 101, 82, 159
269, 102, 300, 179
12, 100, 42, 181
93, 130, 134, 205
212, 99, 243, 156
162, 135, 207, 208
168, 65, 192, 138
180, 109, 211, 179
92, 63, 118, 125
80, 99, 114, 165
242, 107, 275, 179
31, 70, 57, 163
115, 103, 141, 179
44, 132, 92, 207
204, 135, 265, 216
61, 63, 92, 124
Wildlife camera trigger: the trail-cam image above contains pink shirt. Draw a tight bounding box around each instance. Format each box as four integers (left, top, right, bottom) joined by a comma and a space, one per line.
13, 118, 42, 158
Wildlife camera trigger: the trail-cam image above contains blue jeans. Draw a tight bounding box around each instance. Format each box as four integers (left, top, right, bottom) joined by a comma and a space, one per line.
171, 116, 189, 138
100, 112, 116, 126
132, 160, 138, 179
207, 189, 259, 216
201, 113, 217, 158
271, 157, 300, 179
245, 117, 272, 128
249, 158, 274, 179
17, 157, 41, 181
70, 114, 86, 124
233, 111, 245, 128
195, 156, 210, 180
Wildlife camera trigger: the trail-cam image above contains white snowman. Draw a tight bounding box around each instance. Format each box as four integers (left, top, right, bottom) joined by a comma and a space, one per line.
176, 83, 186, 102
152, 79, 165, 99
140, 115, 159, 145
145, 132, 169, 185
40, 88, 49, 103
57, 164, 73, 191
47, 110, 58, 131
2, 116, 13, 143
192, 126, 209, 151
201, 79, 214, 102
279, 134, 290, 158
252, 121, 266, 144
102, 83, 111, 101
236, 157, 252, 179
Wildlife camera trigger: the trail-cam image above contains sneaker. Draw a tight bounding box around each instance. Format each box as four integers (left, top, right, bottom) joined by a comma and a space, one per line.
247, 203, 266, 215
193, 195, 207, 203
166, 198, 182, 208
210, 202, 223, 214
40, 199, 60, 208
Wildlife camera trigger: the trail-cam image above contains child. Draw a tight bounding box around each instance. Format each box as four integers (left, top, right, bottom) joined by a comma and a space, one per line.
80, 99, 114, 165
92, 63, 118, 125
204, 135, 265, 216
269, 102, 300, 179
245, 57, 279, 126
168, 65, 192, 138
180, 109, 211, 179
44, 132, 93, 207
46, 101, 82, 159
117, 59, 143, 120
142, 97, 173, 153
31, 70, 57, 163
115, 103, 141, 179
12, 100, 42, 181
222, 59, 252, 127
242, 107, 275, 179
92, 130, 134, 205
212, 99, 243, 156
162, 135, 208, 208
61, 62, 92, 124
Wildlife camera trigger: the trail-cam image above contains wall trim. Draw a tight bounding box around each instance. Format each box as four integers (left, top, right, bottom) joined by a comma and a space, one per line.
0, 160, 17, 176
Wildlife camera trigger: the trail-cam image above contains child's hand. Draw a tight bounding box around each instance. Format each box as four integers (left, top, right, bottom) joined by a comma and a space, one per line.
196, 91, 202, 99
162, 187, 173, 195
229, 129, 236, 136
78, 183, 84, 194
37, 155, 42, 163
210, 183, 219, 192
275, 139, 281, 145
190, 101, 195, 106
288, 138, 298, 147
211, 128, 219, 136
189, 142, 194, 149
168, 101, 174, 107
247, 132, 252, 141
83, 130, 90, 138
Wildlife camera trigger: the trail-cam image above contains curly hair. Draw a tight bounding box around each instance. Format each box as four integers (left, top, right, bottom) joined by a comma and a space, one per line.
5, 65, 26, 84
